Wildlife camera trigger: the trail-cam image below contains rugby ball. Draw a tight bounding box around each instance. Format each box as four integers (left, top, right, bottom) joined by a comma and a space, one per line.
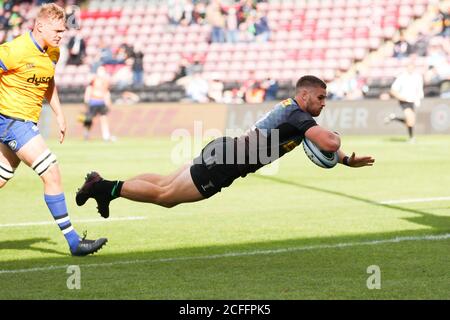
302, 138, 338, 169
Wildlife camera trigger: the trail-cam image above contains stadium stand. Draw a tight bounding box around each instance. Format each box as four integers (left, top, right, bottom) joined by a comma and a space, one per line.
1, 0, 449, 103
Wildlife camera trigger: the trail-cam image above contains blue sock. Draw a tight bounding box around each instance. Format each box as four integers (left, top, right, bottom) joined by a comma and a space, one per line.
44, 193, 80, 252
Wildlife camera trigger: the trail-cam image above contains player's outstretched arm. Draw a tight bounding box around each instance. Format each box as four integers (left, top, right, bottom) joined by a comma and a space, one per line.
337, 150, 375, 168
305, 126, 341, 152
45, 78, 66, 143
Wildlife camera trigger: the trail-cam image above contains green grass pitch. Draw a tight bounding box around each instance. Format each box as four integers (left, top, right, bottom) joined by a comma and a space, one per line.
0, 135, 449, 299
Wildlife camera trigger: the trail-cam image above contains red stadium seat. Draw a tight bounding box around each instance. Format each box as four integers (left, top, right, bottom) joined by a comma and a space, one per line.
52, 0, 428, 90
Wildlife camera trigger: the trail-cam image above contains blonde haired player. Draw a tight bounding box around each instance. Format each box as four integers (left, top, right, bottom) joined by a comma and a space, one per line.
0, 4, 107, 256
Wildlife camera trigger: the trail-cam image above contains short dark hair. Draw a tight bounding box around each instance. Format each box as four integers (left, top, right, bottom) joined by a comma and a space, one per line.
295, 75, 327, 91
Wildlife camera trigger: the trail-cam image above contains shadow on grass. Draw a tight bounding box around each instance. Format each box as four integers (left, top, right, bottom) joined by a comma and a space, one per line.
0, 237, 66, 256
254, 175, 450, 230
0, 174, 448, 299
1, 175, 449, 266
0, 226, 448, 299
0, 179, 448, 268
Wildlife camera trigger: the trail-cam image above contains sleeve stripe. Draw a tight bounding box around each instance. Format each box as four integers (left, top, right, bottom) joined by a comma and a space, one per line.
0, 59, 7, 71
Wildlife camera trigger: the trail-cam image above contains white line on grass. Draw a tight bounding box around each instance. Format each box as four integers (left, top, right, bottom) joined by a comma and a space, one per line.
0, 216, 147, 228
380, 197, 450, 205
1, 233, 449, 275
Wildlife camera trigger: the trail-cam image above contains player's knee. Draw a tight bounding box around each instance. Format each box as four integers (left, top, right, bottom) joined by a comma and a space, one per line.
41, 165, 61, 185
406, 119, 414, 127
0, 163, 15, 188
32, 150, 58, 178
162, 201, 178, 208
33, 150, 60, 186
157, 189, 178, 208
158, 196, 177, 208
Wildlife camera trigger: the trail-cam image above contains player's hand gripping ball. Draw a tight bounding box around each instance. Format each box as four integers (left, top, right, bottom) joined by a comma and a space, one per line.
302, 138, 338, 169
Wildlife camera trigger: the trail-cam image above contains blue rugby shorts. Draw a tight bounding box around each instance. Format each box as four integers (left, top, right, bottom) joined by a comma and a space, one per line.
0, 113, 40, 152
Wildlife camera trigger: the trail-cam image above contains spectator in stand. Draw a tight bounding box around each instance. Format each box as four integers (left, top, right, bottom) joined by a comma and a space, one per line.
426, 41, 450, 80
245, 81, 266, 103
0, 7, 9, 30
434, 4, 450, 38
91, 40, 124, 73
17, 1, 35, 32
241, 11, 257, 42
393, 30, 412, 59
179, 0, 194, 26
254, 8, 270, 42
206, 0, 226, 43
119, 42, 134, 60
168, 0, 184, 26
7, 4, 24, 29
225, 6, 239, 43
65, 4, 80, 29
192, 2, 207, 25
424, 65, 442, 87
412, 32, 429, 57
327, 71, 347, 100
131, 45, 145, 88
238, 0, 257, 25
223, 88, 244, 104
66, 29, 86, 65
237, 71, 256, 100
261, 77, 279, 101
5, 25, 20, 42
0, 31, 6, 44
345, 70, 368, 100
115, 44, 130, 63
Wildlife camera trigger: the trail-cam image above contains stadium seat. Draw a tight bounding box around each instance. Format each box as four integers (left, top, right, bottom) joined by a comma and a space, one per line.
44, 0, 431, 97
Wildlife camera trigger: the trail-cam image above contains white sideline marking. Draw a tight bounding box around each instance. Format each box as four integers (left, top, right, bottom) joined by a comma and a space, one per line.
380, 197, 450, 205
0, 233, 449, 275
0, 216, 147, 228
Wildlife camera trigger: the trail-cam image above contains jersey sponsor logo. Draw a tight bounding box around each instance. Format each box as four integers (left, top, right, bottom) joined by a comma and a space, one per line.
281, 140, 299, 152
8, 140, 17, 151
27, 74, 53, 86
281, 98, 293, 107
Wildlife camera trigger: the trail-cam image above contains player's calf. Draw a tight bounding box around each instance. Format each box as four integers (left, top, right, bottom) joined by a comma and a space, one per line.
40, 163, 63, 193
